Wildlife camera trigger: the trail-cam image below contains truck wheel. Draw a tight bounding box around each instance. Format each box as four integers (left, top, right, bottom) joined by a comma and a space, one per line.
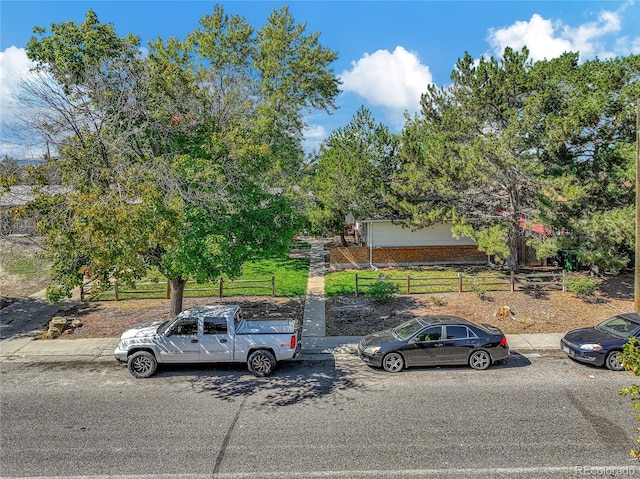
127, 351, 158, 379
247, 349, 276, 377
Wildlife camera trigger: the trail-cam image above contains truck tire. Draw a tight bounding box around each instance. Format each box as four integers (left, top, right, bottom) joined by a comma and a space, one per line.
247, 349, 276, 377
127, 350, 158, 379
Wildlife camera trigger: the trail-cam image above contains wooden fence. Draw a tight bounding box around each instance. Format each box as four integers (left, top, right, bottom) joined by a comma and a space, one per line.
81, 276, 276, 301
355, 271, 566, 296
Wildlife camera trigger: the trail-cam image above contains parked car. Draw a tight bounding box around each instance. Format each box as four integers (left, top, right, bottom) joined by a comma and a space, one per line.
357, 315, 509, 372
115, 305, 301, 378
561, 313, 640, 371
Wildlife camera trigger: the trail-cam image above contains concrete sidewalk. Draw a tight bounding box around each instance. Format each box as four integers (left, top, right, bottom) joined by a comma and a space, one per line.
0, 237, 566, 365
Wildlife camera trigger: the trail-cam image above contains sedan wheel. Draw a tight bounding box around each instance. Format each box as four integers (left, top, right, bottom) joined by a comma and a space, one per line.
605, 351, 624, 371
382, 352, 404, 373
469, 350, 491, 370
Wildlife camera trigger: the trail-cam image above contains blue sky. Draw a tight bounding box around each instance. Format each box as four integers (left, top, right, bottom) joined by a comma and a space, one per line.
1, 1, 639, 159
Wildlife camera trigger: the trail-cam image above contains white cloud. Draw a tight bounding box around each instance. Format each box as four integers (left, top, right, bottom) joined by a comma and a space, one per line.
488, 4, 638, 62
0, 47, 38, 159
489, 14, 573, 61
340, 46, 433, 114
302, 123, 327, 153
0, 46, 33, 110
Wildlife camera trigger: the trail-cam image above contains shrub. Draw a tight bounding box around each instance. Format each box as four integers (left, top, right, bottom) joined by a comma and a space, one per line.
365, 275, 399, 303
565, 276, 597, 297
431, 296, 445, 306
470, 279, 488, 300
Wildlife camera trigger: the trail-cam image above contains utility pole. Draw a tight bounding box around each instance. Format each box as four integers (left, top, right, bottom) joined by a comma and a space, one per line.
636, 101, 640, 312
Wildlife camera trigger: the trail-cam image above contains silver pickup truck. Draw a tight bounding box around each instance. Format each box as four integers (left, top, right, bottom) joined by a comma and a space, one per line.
114, 304, 301, 378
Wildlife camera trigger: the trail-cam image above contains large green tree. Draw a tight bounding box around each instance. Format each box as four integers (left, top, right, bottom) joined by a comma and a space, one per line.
389, 48, 639, 272
389, 48, 555, 270
310, 106, 399, 244
23, 6, 339, 314
534, 54, 640, 274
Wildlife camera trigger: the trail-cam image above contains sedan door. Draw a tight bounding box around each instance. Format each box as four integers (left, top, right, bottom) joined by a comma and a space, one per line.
401, 326, 445, 367
442, 325, 478, 364
156, 317, 200, 363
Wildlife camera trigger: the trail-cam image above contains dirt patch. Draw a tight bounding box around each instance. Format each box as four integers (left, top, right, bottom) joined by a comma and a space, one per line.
0, 236, 50, 302
324, 267, 634, 336
53, 273, 635, 339
326, 288, 632, 336
57, 296, 306, 338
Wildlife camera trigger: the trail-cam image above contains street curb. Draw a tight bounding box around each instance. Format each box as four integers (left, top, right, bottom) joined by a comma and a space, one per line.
0, 348, 562, 366
0, 333, 562, 364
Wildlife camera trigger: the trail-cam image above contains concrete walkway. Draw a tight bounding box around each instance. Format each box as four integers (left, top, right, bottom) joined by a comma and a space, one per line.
0, 239, 567, 363
301, 240, 326, 337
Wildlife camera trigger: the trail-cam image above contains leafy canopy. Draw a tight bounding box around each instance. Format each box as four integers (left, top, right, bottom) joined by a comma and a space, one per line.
23, 6, 339, 314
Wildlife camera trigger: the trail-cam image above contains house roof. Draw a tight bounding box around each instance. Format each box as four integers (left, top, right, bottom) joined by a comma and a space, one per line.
0, 185, 71, 208
520, 218, 552, 236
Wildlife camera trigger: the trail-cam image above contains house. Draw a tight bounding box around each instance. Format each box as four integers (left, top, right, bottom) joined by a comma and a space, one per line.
0, 185, 70, 235
330, 219, 487, 269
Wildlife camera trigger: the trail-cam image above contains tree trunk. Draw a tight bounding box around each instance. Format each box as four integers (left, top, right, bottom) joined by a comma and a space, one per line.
340, 230, 348, 247
505, 188, 521, 273
169, 277, 187, 316
505, 231, 520, 273
505, 219, 521, 273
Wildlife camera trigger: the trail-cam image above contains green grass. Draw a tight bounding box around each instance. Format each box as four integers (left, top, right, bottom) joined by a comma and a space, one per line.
325, 268, 510, 296
237, 257, 309, 296
2, 252, 50, 281
91, 257, 310, 300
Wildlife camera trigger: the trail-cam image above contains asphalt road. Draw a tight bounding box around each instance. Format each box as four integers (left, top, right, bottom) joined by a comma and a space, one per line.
1, 352, 639, 479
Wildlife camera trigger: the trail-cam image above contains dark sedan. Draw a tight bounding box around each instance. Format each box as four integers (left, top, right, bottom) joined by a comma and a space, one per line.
561, 313, 640, 371
357, 315, 509, 372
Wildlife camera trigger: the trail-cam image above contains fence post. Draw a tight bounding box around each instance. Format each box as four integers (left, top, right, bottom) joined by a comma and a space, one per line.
510, 271, 515, 292
219, 277, 224, 298
80, 283, 85, 302
114, 281, 119, 301
166, 280, 171, 299
355, 273, 359, 296
407, 275, 411, 294
562, 270, 566, 292
457, 272, 463, 293
271, 276, 275, 297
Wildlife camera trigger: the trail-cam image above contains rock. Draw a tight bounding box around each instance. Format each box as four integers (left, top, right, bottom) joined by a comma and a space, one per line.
497, 305, 515, 320
46, 326, 61, 339
46, 317, 68, 338
71, 319, 83, 328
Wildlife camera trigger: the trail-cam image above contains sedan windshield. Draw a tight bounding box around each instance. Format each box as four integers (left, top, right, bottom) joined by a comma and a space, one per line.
392, 318, 425, 341
596, 316, 640, 339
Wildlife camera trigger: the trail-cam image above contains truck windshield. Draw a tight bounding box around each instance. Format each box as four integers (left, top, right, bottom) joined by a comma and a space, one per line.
156, 320, 172, 335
